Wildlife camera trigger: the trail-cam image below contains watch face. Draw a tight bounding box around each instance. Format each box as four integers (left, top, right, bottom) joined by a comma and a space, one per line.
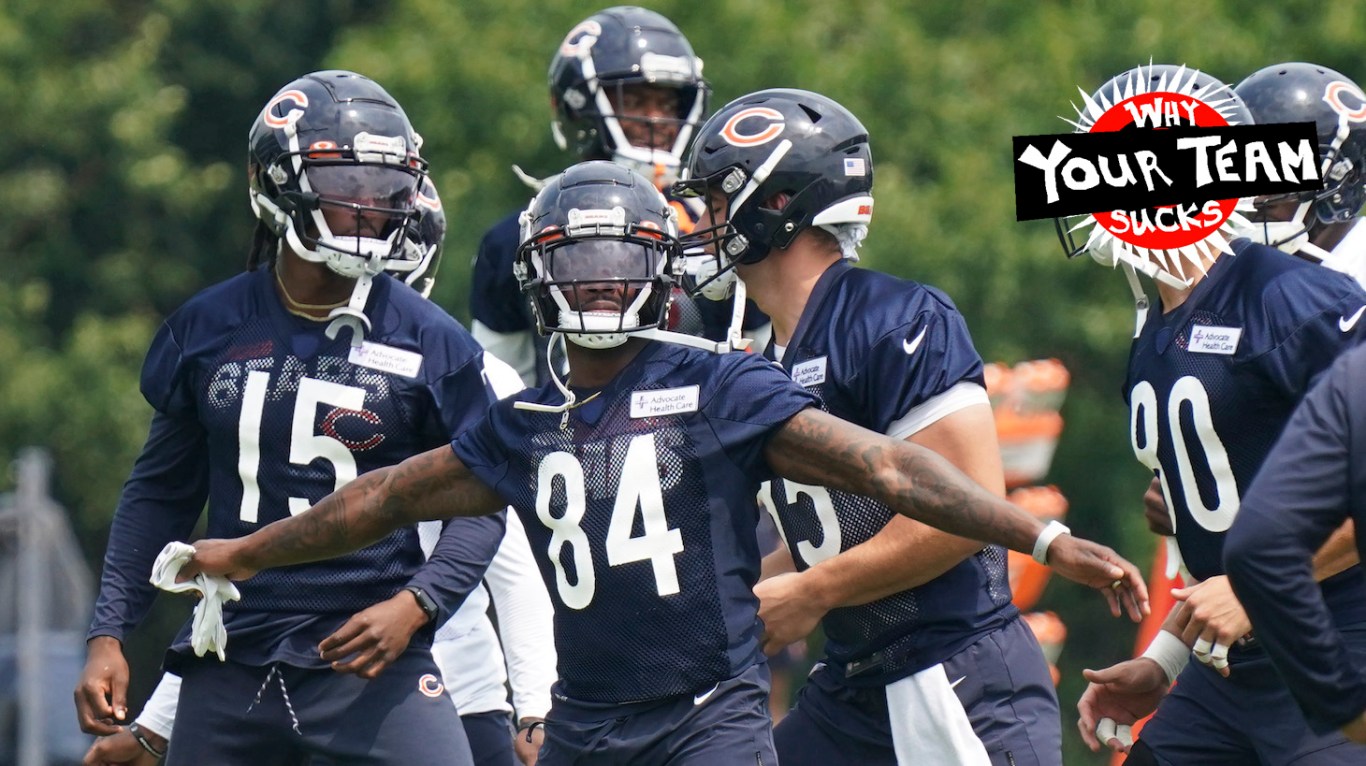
408, 587, 437, 620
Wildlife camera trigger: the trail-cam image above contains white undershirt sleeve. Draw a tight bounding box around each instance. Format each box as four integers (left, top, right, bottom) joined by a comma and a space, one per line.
885, 381, 990, 440
485, 511, 558, 721
133, 672, 181, 740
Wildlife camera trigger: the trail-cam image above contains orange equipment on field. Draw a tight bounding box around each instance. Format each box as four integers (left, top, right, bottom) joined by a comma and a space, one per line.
991, 359, 1073, 687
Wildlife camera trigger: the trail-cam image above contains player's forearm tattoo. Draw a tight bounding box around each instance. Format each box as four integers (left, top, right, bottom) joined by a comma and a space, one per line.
245, 467, 396, 570
241, 448, 501, 570
772, 411, 1035, 552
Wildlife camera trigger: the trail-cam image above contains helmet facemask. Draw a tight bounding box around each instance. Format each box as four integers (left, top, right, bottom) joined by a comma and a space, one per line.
252, 137, 428, 280
549, 8, 709, 187
1231, 62, 1366, 259
389, 181, 445, 298
518, 207, 676, 349
595, 77, 708, 187
1237, 118, 1363, 257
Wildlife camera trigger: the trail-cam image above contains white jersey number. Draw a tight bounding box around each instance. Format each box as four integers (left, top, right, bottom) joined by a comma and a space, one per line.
535, 433, 685, 609
238, 371, 365, 523
760, 479, 843, 566
1130, 377, 1239, 533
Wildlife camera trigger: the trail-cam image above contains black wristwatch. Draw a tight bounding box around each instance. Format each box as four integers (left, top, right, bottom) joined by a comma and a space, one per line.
403, 585, 439, 624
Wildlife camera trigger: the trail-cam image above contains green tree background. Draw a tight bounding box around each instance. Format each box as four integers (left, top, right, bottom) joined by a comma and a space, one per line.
5, 0, 1362, 760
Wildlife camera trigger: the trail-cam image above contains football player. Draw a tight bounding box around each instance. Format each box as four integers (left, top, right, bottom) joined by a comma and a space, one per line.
80, 187, 558, 766
673, 87, 1062, 766
1225, 345, 1366, 743
1063, 64, 1366, 766
178, 160, 1148, 766
1235, 62, 1366, 286
469, 5, 767, 387
73, 71, 505, 765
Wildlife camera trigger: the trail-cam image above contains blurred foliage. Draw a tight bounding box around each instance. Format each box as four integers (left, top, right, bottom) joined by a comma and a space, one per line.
5, 0, 1365, 760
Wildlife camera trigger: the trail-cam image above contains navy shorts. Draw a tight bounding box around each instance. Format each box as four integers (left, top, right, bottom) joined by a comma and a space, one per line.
1136, 625, 1366, 766
537, 662, 776, 766
774, 616, 1061, 766
165, 648, 473, 765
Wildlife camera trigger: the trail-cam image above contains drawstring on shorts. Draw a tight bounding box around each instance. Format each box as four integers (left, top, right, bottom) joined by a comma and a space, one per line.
245, 662, 303, 736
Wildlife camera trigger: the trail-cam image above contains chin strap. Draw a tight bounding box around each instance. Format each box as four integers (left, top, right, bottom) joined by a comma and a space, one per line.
511, 294, 758, 428
512, 333, 601, 429
727, 277, 751, 351
1121, 263, 1151, 339
1298, 240, 1335, 263
325, 253, 386, 347
636, 328, 750, 353
637, 275, 754, 353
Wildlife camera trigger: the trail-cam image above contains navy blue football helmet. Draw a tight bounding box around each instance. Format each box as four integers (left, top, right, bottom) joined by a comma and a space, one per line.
549, 7, 709, 186
516, 160, 680, 348
1234, 62, 1366, 252
389, 178, 444, 298
248, 70, 428, 279
672, 88, 873, 295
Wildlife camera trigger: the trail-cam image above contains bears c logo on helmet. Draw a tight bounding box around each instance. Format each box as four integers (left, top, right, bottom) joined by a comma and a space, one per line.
262, 90, 309, 130
559, 20, 602, 58
417, 185, 442, 212
1324, 81, 1366, 123
720, 107, 786, 147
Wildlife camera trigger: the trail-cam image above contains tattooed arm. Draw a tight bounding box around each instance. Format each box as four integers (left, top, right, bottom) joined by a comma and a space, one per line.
765, 409, 1149, 618
181, 446, 507, 581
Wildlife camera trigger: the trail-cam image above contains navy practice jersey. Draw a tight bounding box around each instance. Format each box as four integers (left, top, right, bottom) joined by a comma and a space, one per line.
760, 261, 1014, 683
1125, 239, 1366, 619
88, 267, 501, 667
470, 196, 768, 385
452, 342, 817, 704
1226, 344, 1366, 730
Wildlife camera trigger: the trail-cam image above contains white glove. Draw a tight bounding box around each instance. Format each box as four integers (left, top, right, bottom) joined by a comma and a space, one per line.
151, 542, 241, 661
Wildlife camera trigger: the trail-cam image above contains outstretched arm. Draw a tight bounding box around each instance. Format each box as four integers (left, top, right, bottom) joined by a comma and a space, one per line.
766, 409, 1037, 550
184, 446, 506, 580
765, 409, 1148, 617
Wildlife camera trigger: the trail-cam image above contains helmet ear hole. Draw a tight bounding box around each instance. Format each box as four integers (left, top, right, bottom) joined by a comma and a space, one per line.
761, 192, 793, 212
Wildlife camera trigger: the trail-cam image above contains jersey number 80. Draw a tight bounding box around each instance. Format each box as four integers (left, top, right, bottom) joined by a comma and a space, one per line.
1130, 376, 1239, 533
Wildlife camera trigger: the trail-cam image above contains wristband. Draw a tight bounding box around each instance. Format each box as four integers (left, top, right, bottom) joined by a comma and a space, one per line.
517, 718, 546, 743
129, 721, 168, 758
1140, 629, 1190, 684
1031, 520, 1071, 565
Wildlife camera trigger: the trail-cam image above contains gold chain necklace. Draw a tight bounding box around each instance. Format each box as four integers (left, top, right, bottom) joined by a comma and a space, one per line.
275, 267, 348, 320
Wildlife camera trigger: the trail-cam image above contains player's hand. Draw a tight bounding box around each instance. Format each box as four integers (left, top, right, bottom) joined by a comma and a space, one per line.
1342, 709, 1366, 744
1171, 575, 1250, 677
84, 726, 162, 766
754, 572, 826, 656
319, 591, 428, 678
1046, 535, 1149, 621
514, 718, 544, 766
178, 538, 257, 582
1143, 477, 1174, 536
1076, 658, 1169, 753
74, 636, 129, 735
